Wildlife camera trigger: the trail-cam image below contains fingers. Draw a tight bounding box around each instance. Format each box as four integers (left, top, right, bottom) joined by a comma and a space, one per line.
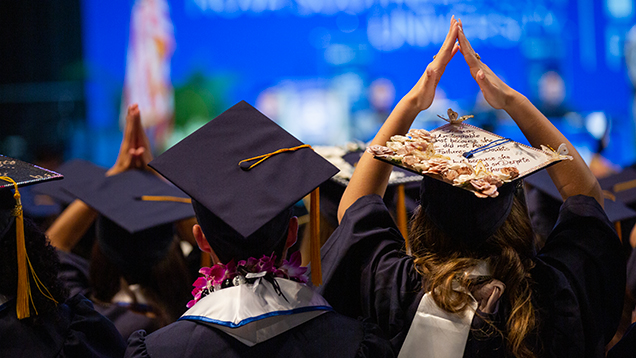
451, 43, 460, 57
457, 19, 482, 73
128, 105, 144, 146
129, 147, 146, 169
121, 104, 138, 148
433, 16, 459, 65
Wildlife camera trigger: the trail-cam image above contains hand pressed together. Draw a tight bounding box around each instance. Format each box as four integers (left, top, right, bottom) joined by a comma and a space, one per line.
106, 104, 154, 176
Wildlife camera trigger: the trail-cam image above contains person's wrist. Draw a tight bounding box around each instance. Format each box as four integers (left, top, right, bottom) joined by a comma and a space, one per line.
399, 91, 425, 116
106, 165, 123, 177
501, 88, 524, 112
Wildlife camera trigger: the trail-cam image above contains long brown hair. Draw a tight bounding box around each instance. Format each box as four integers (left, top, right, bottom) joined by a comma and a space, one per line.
409, 195, 537, 358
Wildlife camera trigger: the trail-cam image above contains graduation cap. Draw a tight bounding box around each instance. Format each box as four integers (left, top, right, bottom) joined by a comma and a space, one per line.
19, 185, 62, 219
149, 101, 339, 285
524, 169, 636, 240
64, 169, 195, 273
598, 167, 636, 208
0, 155, 63, 319
318, 148, 421, 238
31, 159, 107, 205
64, 169, 194, 234
368, 117, 572, 244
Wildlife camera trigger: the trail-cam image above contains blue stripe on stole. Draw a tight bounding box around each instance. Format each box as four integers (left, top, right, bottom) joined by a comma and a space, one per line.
179, 305, 333, 328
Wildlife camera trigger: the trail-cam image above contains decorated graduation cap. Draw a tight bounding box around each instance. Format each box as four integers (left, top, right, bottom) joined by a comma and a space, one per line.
367, 109, 572, 243
0, 155, 63, 319
149, 101, 339, 285
64, 169, 194, 272
32, 159, 107, 205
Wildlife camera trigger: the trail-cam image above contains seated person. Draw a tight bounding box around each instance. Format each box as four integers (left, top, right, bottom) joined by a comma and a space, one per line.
125, 101, 394, 357
0, 157, 125, 357
318, 17, 624, 357
47, 105, 194, 340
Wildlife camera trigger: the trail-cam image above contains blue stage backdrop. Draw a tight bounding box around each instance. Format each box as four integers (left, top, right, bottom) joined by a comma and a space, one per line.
81, 0, 636, 168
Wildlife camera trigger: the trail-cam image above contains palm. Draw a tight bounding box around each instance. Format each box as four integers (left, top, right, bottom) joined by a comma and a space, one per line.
456, 20, 511, 110
409, 16, 460, 111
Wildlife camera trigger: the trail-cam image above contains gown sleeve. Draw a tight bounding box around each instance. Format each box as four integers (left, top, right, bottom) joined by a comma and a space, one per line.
58, 293, 127, 358
57, 249, 92, 298
124, 330, 151, 358
537, 194, 625, 356
318, 194, 423, 351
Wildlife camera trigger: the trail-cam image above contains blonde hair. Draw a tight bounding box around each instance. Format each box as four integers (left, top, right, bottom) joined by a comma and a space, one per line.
409, 196, 537, 358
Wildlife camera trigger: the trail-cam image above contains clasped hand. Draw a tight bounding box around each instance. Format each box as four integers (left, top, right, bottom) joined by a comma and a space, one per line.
106, 104, 154, 176
408, 16, 517, 113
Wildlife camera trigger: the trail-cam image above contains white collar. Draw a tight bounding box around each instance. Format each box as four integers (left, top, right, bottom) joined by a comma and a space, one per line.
180, 277, 331, 346
0, 294, 10, 308
112, 284, 150, 305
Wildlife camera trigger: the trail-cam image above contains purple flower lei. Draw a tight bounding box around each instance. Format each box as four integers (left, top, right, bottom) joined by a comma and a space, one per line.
187, 251, 308, 308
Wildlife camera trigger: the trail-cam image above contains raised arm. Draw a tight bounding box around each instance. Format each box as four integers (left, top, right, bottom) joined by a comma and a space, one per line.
47, 104, 154, 251
456, 20, 603, 207
337, 17, 460, 222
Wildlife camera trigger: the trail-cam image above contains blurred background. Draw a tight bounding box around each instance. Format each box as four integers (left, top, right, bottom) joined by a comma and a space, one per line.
2, 0, 636, 173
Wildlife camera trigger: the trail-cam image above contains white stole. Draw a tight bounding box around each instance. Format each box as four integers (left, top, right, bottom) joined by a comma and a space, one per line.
398, 261, 495, 358
180, 277, 331, 346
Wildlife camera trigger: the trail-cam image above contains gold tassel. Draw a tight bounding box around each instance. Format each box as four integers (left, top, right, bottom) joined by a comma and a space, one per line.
0, 177, 30, 319
238, 144, 312, 170
1, 176, 57, 320
14, 194, 30, 319
139, 195, 192, 204
396, 184, 409, 249
310, 188, 322, 286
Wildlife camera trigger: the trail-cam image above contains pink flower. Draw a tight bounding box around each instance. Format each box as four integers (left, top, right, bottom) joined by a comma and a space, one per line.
199, 267, 212, 276
192, 277, 207, 289
209, 264, 227, 286
279, 251, 308, 283
255, 253, 276, 273
186, 252, 310, 308
225, 259, 236, 274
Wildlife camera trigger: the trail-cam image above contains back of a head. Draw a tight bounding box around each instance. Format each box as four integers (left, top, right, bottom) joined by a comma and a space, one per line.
95, 215, 175, 280
409, 179, 535, 261
192, 199, 292, 263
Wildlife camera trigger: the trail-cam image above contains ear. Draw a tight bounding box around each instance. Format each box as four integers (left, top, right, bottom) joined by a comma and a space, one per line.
193, 224, 222, 265
193, 224, 211, 253
285, 216, 299, 249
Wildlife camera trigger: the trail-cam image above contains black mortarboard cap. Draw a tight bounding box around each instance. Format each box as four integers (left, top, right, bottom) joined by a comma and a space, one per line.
64, 169, 195, 274
1, 155, 64, 237
0, 155, 63, 190
31, 159, 107, 205
599, 167, 636, 207
149, 100, 339, 239
64, 169, 194, 234
321, 149, 421, 233
149, 101, 339, 285
20, 186, 61, 219
526, 169, 636, 223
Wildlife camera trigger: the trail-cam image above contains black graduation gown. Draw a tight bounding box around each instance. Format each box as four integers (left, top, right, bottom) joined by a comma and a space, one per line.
0, 293, 126, 357
125, 311, 394, 358
57, 250, 161, 340
607, 322, 636, 357
318, 194, 625, 357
